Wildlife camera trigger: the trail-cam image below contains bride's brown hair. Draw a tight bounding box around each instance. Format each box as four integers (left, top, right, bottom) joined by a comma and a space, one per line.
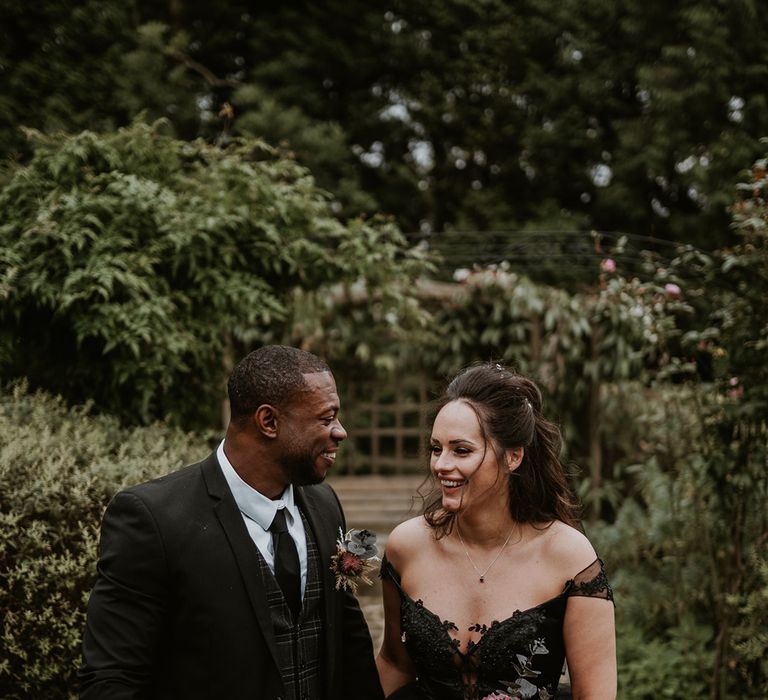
423, 362, 580, 537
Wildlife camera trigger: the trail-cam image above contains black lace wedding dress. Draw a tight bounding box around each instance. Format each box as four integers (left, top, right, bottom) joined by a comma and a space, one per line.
381, 557, 613, 700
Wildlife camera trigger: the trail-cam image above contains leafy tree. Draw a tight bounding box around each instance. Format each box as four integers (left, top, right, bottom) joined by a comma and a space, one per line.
372, 0, 768, 250
0, 0, 138, 159
5, 0, 768, 255
0, 120, 429, 428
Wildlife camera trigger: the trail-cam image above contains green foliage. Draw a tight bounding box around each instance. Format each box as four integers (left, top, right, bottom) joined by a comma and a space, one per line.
616, 619, 710, 699
0, 120, 430, 427
392, 0, 768, 247
591, 380, 767, 698
4, 1, 768, 253
730, 555, 768, 689
402, 150, 768, 696
1, 9, 767, 694
584, 153, 768, 697
283, 224, 435, 377
412, 262, 684, 469
0, 0, 137, 158
0, 383, 206, 699
233, 83, 379, 221
112, 21, 205, 139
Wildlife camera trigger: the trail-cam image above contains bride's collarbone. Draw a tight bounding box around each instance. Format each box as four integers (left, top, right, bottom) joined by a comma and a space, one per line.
405, 562, 564, 627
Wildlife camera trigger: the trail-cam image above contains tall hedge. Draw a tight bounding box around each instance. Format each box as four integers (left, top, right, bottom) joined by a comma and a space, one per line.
0, 384, 207, 699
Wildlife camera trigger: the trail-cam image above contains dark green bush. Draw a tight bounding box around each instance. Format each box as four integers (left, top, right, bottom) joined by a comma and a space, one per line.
0, 384, 207, 699
590, 380, 768, 699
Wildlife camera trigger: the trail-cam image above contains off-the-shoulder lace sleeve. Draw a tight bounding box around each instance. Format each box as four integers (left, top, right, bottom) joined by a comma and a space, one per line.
566, 557, 614, 603
380, 555, 406, 595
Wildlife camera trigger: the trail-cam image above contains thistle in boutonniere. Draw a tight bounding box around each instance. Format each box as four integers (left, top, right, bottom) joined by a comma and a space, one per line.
330, 528, 379, 593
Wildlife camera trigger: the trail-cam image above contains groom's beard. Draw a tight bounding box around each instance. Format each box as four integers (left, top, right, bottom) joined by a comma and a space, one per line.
282, 447, 326, 486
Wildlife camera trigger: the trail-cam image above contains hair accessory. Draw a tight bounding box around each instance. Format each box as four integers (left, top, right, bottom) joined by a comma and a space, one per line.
524, 398, 532, 409
495, 363, 503, 371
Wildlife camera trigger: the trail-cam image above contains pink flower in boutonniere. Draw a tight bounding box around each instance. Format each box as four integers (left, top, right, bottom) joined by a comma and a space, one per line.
338, 550, 364, 576
330, 528, 379, 593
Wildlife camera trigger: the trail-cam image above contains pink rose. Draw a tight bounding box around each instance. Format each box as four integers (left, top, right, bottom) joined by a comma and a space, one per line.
664, 282, 682, 297
600, 258, 617, 273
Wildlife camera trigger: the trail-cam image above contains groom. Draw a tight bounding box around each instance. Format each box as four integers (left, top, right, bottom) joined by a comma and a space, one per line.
79, 345, 384, 700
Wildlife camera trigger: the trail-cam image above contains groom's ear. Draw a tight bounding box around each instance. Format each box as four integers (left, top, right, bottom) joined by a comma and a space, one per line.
254, 404, 279, 439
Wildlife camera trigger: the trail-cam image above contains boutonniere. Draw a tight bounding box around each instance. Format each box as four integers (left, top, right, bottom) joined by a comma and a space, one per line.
330, 528, 379, 593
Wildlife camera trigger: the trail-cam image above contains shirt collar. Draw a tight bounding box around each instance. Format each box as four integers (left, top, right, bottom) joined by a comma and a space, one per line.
216, 440, 295, 531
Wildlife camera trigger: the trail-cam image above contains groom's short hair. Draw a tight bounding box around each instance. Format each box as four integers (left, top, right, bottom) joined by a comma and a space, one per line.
227, 345, 330, 420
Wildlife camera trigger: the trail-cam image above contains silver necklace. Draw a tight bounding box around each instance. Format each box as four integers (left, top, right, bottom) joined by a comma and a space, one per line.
456, 522, 516, 583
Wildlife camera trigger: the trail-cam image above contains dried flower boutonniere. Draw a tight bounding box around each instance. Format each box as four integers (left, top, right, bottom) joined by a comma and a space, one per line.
330, 528, 379, 593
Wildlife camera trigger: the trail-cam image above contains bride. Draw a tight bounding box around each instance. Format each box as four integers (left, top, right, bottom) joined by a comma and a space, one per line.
376, 363, 616, 700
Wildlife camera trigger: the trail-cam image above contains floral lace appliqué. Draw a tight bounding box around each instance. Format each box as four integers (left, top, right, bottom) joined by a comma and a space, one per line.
567, 558, 614, 602
489, 637, 553, 699
381, 557, 612, 700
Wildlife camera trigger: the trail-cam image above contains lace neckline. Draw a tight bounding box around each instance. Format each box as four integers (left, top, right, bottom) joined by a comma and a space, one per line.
383, 558, 576, 656
414, 595, 554, 658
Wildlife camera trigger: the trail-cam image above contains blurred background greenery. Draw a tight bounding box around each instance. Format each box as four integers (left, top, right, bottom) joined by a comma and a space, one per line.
1, 1, 767, 698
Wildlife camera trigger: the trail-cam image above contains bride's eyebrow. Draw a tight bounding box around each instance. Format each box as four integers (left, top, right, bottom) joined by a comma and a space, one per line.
430, 437, 477, 446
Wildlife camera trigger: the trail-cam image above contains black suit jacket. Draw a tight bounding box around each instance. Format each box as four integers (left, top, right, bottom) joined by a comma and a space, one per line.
79, 452, 384, 700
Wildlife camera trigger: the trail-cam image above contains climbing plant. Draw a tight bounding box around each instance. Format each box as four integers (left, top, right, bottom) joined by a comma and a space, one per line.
0, 120, 430, 428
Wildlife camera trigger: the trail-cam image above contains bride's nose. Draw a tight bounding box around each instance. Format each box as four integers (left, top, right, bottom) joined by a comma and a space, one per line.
432, 451, 452, 472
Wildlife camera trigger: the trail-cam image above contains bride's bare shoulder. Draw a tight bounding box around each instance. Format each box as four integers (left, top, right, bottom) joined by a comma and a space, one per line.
537, 520, 598, 575
384, 516, 433, 570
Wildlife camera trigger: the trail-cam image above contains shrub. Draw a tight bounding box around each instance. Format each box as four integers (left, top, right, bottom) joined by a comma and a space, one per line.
0, 121, 429, 429
590, 377, 768, 698
0, 384, 207, 699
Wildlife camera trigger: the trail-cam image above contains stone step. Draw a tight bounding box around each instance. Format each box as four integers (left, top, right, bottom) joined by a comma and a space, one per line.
330, 476, 425, 492
344, 491, 419, 500
327, 475, 428, 550
331, 477, 424, 508
342, 506, 418, 518
344, 506, 421, 530
339, 490, 413, 499
342, 516, 417, 532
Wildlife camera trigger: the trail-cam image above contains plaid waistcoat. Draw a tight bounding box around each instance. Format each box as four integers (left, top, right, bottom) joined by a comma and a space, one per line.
256, 510, 324, 700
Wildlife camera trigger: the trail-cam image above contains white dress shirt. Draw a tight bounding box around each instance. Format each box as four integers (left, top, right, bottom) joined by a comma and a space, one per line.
216, 441, 308, 596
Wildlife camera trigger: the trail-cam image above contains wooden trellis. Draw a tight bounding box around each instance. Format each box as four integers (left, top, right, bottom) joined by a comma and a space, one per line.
338, 375, 431, 474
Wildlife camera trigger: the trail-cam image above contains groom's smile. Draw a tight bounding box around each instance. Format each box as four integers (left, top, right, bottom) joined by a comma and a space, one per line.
279, 371, 347, 485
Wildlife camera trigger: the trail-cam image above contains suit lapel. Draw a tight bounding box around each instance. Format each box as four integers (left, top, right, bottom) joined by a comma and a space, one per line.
200, 454, 282, 674
295, 485, 338, 693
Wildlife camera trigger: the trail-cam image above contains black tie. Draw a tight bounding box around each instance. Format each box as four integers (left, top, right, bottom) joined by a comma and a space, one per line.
269, 508, 301, 620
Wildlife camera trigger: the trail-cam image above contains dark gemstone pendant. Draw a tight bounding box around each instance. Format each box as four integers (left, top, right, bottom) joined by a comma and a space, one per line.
479, 577, 484, 583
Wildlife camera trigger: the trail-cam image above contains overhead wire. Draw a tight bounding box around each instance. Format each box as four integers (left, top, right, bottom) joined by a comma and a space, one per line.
404, 229, 750, 294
